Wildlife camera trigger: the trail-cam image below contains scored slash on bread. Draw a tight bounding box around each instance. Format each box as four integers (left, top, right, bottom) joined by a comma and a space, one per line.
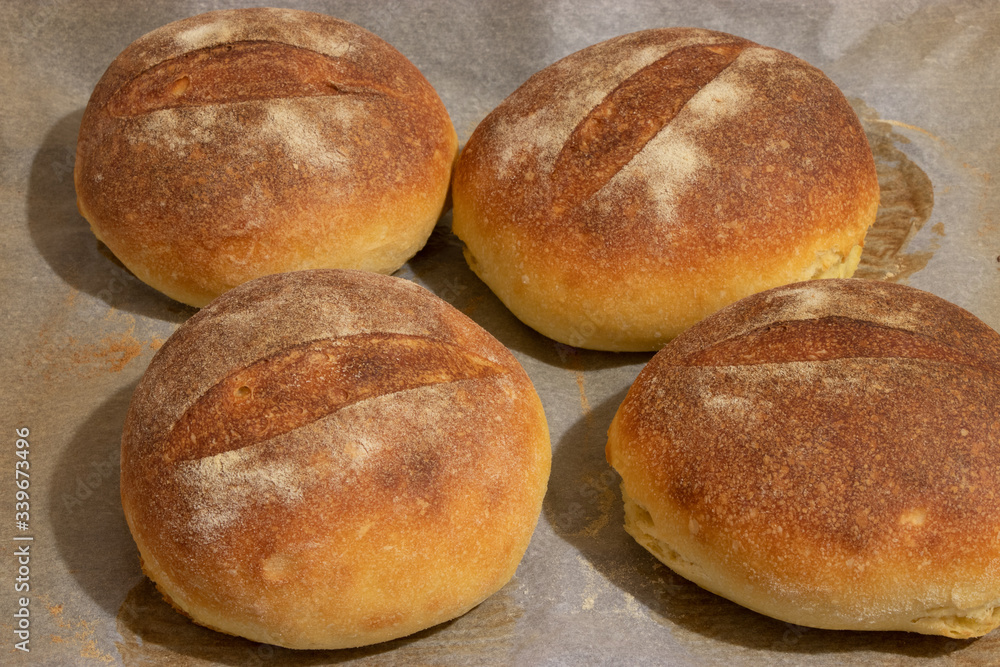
677, 316, 994, 367
159, 334, 508, 464
105, 41, 409, 117
550, 39, 749, 215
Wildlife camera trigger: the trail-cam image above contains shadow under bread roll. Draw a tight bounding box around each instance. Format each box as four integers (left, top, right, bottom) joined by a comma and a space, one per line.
120, 269, 551, 649
606, 278, 1000, 638
452, 28, 878, 351
76, 8, 457, 308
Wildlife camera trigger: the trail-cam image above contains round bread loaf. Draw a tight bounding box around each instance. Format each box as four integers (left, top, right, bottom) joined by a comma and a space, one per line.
606, 279, 1000, 638
120, 269, 551, 649
452, 28, 879, 351
76, 8, 457, 307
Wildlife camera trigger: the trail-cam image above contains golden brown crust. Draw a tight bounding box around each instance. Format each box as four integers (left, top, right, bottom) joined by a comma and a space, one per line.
452, 28, 878, 351
120, 269, 551, 649
606, 279, 1000, 637
76, 8, 457, 307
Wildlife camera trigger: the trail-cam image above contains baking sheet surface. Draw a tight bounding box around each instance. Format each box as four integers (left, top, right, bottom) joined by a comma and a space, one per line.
2, 1, 999, 664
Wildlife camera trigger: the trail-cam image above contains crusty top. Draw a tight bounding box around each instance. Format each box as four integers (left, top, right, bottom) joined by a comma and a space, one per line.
120, 269, 551, 647
664, 278, 1000, 367
453, 27, 878, 312
608, 279, 1000, 623
76, 8, 456, 306
124, 268, 515, 447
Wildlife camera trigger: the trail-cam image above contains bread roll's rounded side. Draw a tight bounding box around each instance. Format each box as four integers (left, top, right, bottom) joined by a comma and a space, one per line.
76, 8, 458, 307
606, 279, 1000, 637
120, 270, 551, 649
452, 28, 878, 351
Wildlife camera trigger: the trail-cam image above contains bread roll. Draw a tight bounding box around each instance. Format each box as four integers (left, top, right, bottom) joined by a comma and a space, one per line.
606, 279, 1000, 637
120, 269, 551, 649
76, 8, 457, 307
452, 28, 879, 351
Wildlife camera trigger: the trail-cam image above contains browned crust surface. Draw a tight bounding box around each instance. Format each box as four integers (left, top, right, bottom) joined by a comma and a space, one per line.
120, 270, 551, 649
606, 279, 1000, 635
76, 8, 457, 307
452, 28, 879, 350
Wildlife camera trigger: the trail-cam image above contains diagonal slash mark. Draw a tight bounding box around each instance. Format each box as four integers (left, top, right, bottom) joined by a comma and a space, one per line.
675, 316, 1000, 374
106, 40, 407, 117
161, 333, 508, 463
549, 40, 749, 215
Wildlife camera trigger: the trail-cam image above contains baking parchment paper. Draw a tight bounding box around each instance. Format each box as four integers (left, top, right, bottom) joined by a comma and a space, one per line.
2, 0, 999, 664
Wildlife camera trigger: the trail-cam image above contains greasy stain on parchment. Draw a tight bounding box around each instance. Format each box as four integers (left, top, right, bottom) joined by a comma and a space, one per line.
116, 576, 524, 665
851, 98, 936, 282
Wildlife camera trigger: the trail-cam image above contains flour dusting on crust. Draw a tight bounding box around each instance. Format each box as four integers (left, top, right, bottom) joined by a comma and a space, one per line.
258, 98, 355, 172
176, 445, 306, 542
